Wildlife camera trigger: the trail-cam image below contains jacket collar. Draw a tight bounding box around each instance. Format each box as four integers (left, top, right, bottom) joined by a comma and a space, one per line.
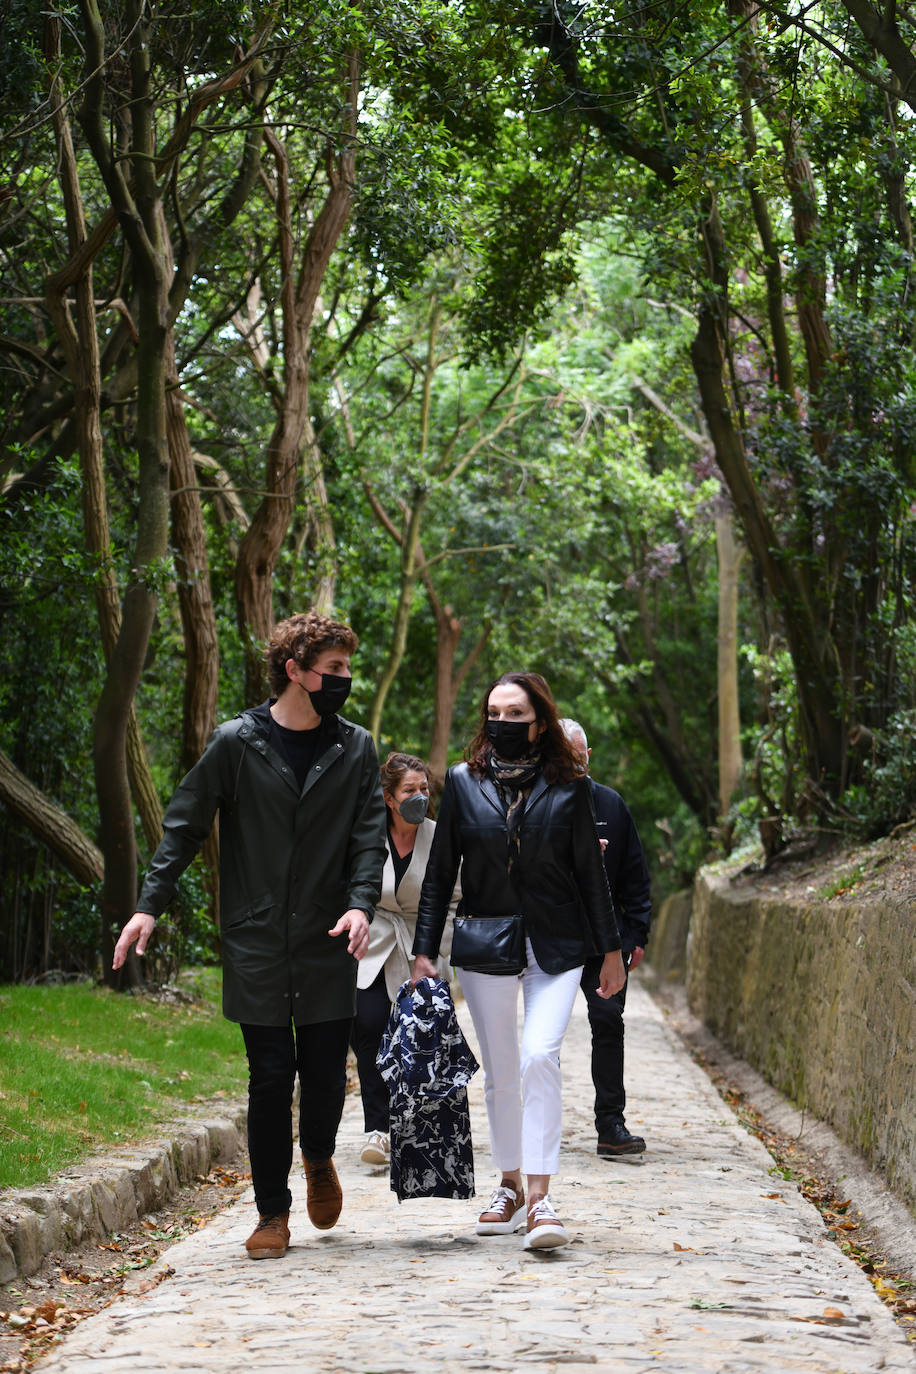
477, 768, 549, 816
525, 772, 549, 813
236, 702, 350, 797
240, 700, 347, 744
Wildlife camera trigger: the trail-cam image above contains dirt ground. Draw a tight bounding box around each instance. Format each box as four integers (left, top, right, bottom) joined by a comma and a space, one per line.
722, 818, 916, 905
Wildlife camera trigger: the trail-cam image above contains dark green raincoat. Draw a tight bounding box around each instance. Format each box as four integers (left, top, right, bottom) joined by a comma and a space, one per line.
137, 703, 387, 1026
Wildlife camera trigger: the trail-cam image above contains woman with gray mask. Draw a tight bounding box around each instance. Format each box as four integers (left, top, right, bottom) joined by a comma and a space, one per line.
351, 751, 459, 1167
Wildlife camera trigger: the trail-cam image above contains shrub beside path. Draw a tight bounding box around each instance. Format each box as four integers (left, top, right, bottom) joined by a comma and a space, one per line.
39, 984, 914, 1373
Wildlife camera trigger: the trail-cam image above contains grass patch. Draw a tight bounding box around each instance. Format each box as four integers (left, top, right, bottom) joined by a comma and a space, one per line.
816, 861, 869, 900
0, 968, 248, 1190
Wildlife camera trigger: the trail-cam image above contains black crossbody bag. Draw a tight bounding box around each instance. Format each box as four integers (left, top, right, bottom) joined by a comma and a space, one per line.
450, 903, 526, 976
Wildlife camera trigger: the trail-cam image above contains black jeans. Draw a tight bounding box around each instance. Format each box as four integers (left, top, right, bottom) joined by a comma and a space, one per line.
580, 955, 629, 1135
349, 969, 391, 1133
241, 1018, 351, 1216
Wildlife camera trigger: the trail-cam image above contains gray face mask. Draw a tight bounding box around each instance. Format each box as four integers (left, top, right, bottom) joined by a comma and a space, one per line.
397, 792, 429, 825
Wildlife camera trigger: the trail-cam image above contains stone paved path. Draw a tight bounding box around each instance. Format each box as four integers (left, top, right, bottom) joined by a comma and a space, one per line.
39, 984, 914, 1373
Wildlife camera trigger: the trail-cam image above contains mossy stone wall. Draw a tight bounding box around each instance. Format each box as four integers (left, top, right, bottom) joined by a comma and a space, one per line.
685, 872, 916, 1212
645, 888, 692, 983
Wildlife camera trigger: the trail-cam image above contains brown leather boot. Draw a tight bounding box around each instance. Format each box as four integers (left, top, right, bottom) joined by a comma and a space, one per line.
244, 1211, 290, 1259
302, 1155, 342, 1230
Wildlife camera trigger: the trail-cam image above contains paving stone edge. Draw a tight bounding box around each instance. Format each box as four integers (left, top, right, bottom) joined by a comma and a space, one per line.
0, 1099, 248, 1283
647, 978, 916, 1281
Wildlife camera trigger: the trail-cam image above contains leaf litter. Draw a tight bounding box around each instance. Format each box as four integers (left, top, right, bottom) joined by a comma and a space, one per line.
0, 1159, 249, 1371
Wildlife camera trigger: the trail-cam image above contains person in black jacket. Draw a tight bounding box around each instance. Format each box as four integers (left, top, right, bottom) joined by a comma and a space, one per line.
560, 719, 652, 1159
412, 672, 625, 1251
112, 612, 387, 1263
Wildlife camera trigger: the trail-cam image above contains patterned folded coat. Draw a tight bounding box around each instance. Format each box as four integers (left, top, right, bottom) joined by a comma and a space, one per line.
376, 977, 478, 1202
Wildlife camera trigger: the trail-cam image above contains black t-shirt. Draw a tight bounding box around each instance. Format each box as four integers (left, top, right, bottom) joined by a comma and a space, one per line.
387, 824, 414, 891
269, 717, 323, 791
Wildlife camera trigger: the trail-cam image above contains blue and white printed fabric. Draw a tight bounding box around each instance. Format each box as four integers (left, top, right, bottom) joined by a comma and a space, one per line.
376, 977, 478, 1201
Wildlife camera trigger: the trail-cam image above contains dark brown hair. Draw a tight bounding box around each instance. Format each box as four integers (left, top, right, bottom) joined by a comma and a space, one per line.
466, 671, 582, 784
379, 751, 430, 801
265, 611, 358, 698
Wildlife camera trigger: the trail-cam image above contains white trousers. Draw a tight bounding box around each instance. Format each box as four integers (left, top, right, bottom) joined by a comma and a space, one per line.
458, 939, 582, 1177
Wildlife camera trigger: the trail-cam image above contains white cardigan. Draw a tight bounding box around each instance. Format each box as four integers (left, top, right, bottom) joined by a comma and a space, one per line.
357, 817, 459, 999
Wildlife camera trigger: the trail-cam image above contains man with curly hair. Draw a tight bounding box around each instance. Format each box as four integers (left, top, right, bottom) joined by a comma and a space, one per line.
114, 611, 387, 1260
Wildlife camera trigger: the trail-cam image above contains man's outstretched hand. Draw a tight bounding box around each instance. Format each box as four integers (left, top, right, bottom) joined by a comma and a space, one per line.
112, 913, 156, 970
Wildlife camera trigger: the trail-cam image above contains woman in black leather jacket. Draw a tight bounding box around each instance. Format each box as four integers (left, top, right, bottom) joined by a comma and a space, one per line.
412, 671, 625, 1250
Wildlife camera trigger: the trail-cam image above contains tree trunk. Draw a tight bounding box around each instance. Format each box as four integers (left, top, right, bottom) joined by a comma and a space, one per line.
367, 487, 429, 742
715, 509, 744, 817
427, 605, 464, 790
127, 715, 164, 854
0, 749, 103, 887
44, 10, 162, 866
691, 201, 847, 788
881, 92, 915, 324
297, 413, 338, 614
839, 0, 916, 113
423, 575, 493, 791
166, 332, 221, 910
607, 652, 719, 825
735, 65, 795, 405
235, 56, 359, 701
78, 0, 172, 981
729, 0, 832, 395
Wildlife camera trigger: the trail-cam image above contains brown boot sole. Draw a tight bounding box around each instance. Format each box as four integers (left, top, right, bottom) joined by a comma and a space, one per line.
246, 1244, 288, 1259
309, 1211, 340, 1231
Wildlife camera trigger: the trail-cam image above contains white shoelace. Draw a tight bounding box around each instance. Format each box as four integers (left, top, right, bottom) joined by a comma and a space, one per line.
486, 1185, 518, 1212
529, 1195, 560, 1224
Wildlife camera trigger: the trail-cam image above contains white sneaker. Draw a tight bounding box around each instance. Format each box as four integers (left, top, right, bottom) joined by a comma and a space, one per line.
523, 1194, 569, 1250
476, 1184, 526, 1235
360, 1130, 390, 1166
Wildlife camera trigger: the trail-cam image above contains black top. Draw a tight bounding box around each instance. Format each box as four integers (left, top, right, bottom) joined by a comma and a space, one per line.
388, 825, 414, 891
269, 717, 324, 791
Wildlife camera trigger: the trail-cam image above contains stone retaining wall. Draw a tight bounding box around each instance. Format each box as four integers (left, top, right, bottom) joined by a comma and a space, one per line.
657, 872, 916, 1216
0, 1104, 246, 1282
644, 887, 692, 984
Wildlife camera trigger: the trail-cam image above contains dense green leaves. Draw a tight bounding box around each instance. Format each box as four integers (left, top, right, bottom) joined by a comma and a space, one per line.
1, 0, 915, 979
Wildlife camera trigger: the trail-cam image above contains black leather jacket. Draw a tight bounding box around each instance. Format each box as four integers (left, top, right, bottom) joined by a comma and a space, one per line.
414, 762, 620, 975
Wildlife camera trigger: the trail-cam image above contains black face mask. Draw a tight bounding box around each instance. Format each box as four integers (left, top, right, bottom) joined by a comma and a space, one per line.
304, 672, 351, 716
486, 718, 534, 759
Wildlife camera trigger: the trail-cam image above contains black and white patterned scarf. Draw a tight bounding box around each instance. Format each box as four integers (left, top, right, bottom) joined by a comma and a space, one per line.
488, 750, 542, 872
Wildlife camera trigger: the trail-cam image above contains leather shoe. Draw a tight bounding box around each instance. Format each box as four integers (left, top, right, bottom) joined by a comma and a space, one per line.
302, 1155, 342, 1229
244, 1211, 290, 1259
476, 1182, 526, 1235
597, 1120, 646, 1157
